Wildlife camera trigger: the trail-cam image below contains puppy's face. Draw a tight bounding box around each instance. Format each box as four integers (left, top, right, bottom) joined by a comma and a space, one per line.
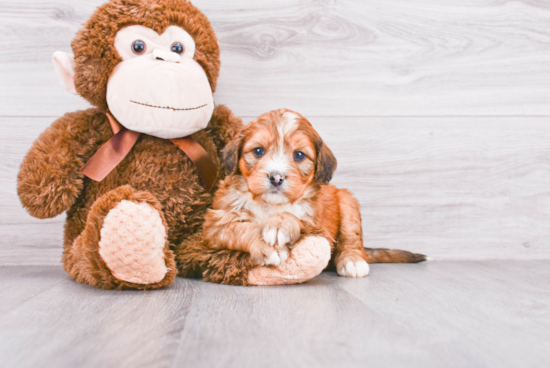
224, 109, 337, 204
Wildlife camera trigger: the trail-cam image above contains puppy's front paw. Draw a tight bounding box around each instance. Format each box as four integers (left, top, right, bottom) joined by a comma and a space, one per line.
261, 213, 302, 248
260, 223, 296, 266
250, 241, 289, 267
264, 246, 289, 266
336, 255, 370, 278
262, 226, 293, 249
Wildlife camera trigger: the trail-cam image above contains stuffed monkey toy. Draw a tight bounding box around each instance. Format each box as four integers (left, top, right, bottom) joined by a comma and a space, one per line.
17, 0, 330, 289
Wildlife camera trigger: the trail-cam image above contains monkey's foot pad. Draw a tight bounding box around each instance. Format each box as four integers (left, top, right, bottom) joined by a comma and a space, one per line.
99, 200, 168, 284
248, 236, 332, 285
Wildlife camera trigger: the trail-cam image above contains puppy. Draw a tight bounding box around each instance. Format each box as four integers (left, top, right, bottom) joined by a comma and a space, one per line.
202, 109, 425, 278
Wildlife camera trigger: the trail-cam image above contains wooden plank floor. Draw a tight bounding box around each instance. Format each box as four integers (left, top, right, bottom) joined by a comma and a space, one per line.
0, 261, 549, 368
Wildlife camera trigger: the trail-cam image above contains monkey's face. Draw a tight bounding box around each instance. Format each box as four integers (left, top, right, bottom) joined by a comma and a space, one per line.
52, 0, 222, 139
105, 25, 214, 139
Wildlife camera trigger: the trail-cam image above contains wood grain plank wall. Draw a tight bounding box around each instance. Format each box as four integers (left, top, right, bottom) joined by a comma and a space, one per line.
1, 0, 549, 265
2, 0, 550, 117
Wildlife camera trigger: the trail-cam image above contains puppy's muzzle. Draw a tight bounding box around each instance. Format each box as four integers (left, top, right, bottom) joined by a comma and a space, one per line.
268, 172, 285, 187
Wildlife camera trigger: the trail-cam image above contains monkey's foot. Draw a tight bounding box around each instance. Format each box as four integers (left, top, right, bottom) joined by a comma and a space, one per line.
63, 185, 176, 289
247, 236, 331, 286
99, 200, 169, 284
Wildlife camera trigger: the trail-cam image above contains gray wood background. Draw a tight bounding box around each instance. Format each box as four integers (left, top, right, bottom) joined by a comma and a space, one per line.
1, 0, 550, 265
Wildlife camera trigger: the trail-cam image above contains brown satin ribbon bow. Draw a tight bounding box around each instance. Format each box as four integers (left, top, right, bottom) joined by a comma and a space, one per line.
80, 113, 218, 191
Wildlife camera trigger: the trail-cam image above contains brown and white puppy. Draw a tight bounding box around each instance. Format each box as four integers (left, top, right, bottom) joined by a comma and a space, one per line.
202, 108, 373, 277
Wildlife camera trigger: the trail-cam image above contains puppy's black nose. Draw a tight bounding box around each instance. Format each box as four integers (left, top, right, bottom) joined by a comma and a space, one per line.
268, 172, 285, 187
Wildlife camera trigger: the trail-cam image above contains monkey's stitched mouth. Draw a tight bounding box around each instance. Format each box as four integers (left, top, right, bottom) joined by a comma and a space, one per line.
130, 100, 207, 111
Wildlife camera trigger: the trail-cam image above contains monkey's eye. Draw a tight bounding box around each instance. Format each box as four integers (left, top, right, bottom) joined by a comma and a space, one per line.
171, 42, 184, 54
294, 151, 306, 162
131, 40, 146, 55
252, 148, 265, 158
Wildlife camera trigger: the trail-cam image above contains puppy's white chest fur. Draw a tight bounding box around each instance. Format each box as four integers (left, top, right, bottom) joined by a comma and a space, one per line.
252, 201, 310, 223
227, 187, 312, 223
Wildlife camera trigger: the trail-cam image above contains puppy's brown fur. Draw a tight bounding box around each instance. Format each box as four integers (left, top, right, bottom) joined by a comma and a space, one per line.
197, 109, 426, 279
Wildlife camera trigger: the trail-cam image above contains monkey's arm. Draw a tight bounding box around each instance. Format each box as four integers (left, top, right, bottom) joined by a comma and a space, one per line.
17, 109, 108, 219
206, 104, 244, 154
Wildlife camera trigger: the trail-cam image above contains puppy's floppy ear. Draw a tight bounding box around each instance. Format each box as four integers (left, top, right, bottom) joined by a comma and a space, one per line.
314, 139, 337, 184
222, 134, 244, 175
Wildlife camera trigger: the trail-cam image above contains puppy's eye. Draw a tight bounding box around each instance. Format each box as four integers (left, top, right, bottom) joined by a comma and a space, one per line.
252, 147, 265, 158
294, 151, 306, 162
132, 40, 146, 55
171, 42, 184, 54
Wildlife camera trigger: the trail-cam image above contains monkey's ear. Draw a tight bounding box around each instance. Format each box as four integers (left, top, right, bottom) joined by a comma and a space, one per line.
314, 139, 337, 184
52, 51, 77, 95
222, 134, 244, 175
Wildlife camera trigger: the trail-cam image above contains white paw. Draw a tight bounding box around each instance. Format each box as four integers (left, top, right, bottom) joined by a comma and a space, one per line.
265, 251, 281, 266
337, 259, 370, 278
278, 248, 289, 263
262, 226, 291, 247
277, 230, 290, 247
264, 247, 289, 266
262, 227, 278, 246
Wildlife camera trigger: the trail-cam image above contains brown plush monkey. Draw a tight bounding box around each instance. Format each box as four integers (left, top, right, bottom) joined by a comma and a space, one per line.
18, 0, 330, 289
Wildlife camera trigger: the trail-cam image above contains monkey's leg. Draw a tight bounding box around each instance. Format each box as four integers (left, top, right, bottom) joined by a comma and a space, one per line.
247, 236, 331, 286
175, 234, 331, 286
62, 185, 177, 290
175, 232, 256, 286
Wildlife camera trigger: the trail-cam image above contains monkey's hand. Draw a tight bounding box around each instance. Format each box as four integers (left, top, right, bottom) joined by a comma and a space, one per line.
17, 110, 106, 219
261, 213, 303, 251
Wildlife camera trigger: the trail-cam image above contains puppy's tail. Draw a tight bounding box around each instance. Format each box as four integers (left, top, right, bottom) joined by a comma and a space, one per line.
364, 248, 427, 263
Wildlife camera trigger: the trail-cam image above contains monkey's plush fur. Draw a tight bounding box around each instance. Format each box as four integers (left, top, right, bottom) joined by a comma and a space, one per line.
17, 0, 251, 289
